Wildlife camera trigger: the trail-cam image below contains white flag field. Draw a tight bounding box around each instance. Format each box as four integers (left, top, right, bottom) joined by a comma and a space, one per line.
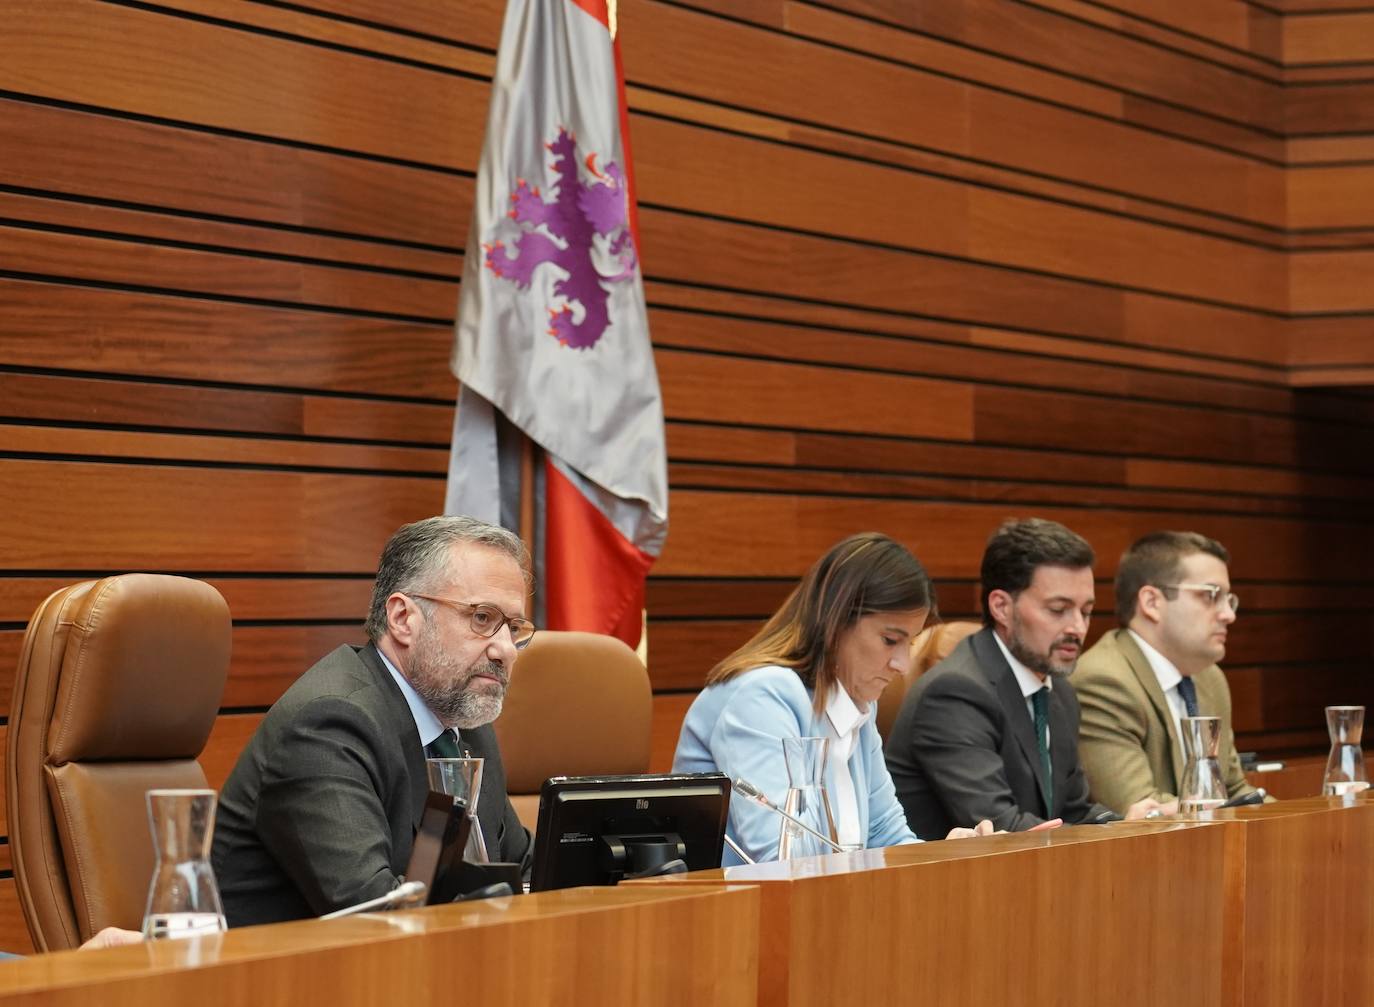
446, 0, 668, 648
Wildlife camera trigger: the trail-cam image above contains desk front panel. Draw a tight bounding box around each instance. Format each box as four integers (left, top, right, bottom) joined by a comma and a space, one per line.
657, 822, 1238, 1007
0, 885, 760, 1007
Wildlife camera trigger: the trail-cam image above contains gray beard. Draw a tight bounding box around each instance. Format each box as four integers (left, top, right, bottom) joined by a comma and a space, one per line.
417, 684, 505, 730
406, 631, 508, 728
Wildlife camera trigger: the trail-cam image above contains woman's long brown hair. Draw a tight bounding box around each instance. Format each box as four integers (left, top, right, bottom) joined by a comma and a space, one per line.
705, 532, 935, 715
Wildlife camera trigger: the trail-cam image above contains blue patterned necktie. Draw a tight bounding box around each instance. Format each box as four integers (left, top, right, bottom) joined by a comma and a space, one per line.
1177, 677, 1200, 718
1031, 687, 1053, 813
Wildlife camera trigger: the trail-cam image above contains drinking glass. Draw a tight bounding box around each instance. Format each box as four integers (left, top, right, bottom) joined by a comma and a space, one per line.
141, 788, 226, 939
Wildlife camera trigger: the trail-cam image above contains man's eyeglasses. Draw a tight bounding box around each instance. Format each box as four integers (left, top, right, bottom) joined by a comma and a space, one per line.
409, 595, 537, 649
1158, 583, 1240, 614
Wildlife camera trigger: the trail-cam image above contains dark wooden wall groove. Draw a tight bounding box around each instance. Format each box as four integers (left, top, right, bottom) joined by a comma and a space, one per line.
2, 0, 1373, 951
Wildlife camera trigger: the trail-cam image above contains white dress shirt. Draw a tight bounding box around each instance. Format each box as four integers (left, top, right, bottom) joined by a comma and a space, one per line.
822, 684, 870, 849
1128, 629, 1188, 752
991, 631, 1052, 743
376, 647, 448, 750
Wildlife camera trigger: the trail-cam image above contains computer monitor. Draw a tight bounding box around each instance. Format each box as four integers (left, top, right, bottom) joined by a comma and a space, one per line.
405, 789, 473, 905
529, 772, 731, 892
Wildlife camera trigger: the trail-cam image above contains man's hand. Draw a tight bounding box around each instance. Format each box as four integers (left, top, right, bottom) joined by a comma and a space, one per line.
79, 927, 144, 950
945, 817, 1062, 839
1125, 797, 1177, 820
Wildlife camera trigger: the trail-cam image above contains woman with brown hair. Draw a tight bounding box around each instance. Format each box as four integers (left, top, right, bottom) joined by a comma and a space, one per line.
673, 532, 990, 864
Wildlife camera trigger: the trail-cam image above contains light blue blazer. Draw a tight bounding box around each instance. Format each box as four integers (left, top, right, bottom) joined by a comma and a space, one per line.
672, 665, 920, 865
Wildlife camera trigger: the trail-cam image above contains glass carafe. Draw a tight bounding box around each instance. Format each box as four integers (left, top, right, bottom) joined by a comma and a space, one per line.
777, 736, 837, 860
425, 757, 489, 862
1178, 716, 1227, 813
1322, 706, 1369, 796
141, 788, 226, 939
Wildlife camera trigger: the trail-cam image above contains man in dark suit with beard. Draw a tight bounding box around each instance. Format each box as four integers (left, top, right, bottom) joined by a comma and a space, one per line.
885, 518, 1163, 839
213, 516, 535, 926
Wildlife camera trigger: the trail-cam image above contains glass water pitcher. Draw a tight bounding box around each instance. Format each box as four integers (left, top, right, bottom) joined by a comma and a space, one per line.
777, 736, 838, 860
141, 788, 226, 939
425, 756, 490, 863
1178, 716, 1227, 813
1322, 705, 1369, 797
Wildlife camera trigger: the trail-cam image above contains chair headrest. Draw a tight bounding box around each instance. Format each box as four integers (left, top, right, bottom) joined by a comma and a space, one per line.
911, 621, 981, 677
494, 630, 652, 791
876, 621, 981, 741
48, 574, 231, 763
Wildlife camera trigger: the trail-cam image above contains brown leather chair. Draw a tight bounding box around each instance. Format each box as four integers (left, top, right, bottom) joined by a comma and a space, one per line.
7, 574, 230, 950
493, 630, 652, 832
876, 621, 981, 742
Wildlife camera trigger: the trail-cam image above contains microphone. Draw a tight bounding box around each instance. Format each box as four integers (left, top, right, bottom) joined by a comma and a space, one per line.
1221, 788, 1267, 808
731, 778, 846, 854
319, 880, 427, 920
722, 833, 755, 865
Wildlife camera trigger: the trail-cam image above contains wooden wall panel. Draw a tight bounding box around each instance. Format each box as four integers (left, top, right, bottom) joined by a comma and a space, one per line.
843, 0, 1281, 129
1284, 12, 1374, 63
3, 0, 1374, 952
1291, 251, 1374, 313
1285, 82, 1374, 134
1287, 166, 1374, 230
1280, 4, 1374, 374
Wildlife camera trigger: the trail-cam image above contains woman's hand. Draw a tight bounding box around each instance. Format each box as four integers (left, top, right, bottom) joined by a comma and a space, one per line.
944, 819, 996, 839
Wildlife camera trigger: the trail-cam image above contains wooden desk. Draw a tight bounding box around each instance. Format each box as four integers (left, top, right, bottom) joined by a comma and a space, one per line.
1209, 795, 1374, 1007
0, 885, 759, 1006
640, 822, 1239, 1007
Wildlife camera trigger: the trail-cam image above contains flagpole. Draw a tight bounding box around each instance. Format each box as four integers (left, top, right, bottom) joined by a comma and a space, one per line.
519, 431, 538, 616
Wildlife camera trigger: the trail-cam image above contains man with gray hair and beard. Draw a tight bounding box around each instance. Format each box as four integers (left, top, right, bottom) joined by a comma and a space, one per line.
885, 518, 1164, 838
213, 516, 535, 926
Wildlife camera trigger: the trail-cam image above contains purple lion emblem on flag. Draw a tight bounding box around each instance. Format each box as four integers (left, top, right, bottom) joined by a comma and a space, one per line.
483, 127, 638, 350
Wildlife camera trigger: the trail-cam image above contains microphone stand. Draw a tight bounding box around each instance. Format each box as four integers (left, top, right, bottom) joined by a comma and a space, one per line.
731, 778, 847, 854
722, 833, 756, 865
320, 880, 428, 920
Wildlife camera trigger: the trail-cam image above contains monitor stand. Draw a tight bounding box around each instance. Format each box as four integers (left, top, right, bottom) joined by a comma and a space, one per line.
598, 832, 689, 882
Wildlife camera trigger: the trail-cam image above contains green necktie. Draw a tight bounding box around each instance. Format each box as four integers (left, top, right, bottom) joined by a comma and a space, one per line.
1031, 687, 1053, 813
426, 729, 463, 759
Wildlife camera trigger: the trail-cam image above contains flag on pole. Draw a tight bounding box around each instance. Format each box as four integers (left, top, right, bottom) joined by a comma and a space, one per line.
445, 0, 668, 649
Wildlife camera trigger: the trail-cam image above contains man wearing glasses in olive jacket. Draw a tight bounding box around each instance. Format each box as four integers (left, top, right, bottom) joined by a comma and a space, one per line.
213, 516, 536, 926
1075, 531, 1261, 815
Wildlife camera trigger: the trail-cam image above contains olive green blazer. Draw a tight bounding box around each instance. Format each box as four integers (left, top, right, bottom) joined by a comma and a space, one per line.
1074, 629, 1255, 813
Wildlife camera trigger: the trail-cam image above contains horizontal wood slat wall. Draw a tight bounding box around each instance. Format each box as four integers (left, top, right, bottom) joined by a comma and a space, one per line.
2, 0, 1372, 953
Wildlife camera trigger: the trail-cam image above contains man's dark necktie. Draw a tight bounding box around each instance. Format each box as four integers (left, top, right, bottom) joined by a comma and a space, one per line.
426, 729, 463, 759
1032, 687, 1053, 813
1177, 677, 1200, 718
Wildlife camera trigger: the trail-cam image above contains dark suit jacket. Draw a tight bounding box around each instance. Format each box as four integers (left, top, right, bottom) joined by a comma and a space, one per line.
884, 627, 1114, 839
212, 644, 531, 927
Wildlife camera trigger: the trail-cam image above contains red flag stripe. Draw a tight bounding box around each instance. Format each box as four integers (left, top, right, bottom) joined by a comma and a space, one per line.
543, 457, 653, 648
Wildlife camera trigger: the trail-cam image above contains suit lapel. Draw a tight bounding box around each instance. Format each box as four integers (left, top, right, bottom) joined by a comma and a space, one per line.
974, 630, 1051, 814
358, 644, 430, 832
1116, 631, 1184, 789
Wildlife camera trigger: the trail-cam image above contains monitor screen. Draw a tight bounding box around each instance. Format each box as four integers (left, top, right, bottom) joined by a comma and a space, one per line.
529, 773, 730, 892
